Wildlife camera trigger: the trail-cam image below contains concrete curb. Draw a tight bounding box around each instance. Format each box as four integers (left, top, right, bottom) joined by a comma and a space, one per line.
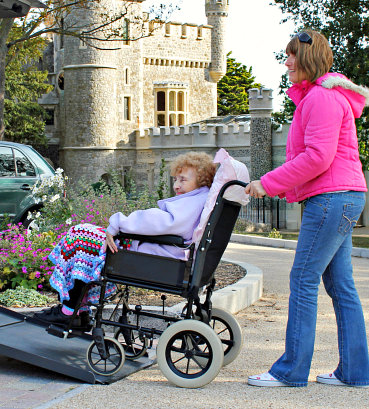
168, 259, 263, 316
231, 233, 369, 258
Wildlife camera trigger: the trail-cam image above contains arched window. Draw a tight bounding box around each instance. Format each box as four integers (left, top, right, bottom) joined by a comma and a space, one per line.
154, 83, 188, 127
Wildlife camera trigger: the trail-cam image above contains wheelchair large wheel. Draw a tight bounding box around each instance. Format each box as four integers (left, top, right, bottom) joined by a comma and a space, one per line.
86, 337, 125, 376
156, 320, 223, 388
210, 307, 243, 366
115, 328, 148, 360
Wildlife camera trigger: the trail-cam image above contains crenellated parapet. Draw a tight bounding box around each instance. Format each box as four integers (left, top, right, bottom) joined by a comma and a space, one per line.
136, 121, 253, 150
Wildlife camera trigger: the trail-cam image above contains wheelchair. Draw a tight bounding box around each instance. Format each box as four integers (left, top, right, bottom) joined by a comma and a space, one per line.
46, 180, 247, 388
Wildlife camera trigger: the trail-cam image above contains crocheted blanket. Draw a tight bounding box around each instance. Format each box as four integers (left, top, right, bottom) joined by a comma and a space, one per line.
49, 223, 125, 308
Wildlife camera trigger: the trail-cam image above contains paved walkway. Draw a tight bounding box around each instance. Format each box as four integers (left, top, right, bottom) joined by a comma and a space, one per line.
0, 239, 368, 408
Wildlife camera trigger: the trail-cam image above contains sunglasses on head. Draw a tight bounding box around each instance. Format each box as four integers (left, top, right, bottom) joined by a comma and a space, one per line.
297, 32, 312, 45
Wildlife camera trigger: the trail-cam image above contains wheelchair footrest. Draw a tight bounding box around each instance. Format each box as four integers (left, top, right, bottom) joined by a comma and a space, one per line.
46, 324, 70, 339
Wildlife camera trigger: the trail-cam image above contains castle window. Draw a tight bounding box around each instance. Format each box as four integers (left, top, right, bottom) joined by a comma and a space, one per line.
165, 23, 171, 37
154, 84, 189, 127
181, 24, 187, 38
157, 114, 165, 127
123, 96, 131, 120
124, 67, 130, 85
177, 92, 184, 111
123, 19, 130, 45
197, 26, 203, 40
79, 32, 87, 49
157, 91, 165, 111
169, 114, 176, 126
45, 108, 55, 126
169, 91, 176, 111
60, 18, 64, 49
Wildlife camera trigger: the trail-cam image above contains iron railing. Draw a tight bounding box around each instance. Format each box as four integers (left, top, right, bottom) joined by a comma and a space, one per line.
238, 197, 287, 230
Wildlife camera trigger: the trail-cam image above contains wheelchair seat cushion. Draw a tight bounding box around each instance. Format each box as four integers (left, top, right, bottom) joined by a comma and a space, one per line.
192, 148, 250, 244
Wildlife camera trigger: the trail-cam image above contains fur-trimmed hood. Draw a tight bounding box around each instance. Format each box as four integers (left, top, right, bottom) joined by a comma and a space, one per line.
318, 73, 369, 117
287, 72, 369, 118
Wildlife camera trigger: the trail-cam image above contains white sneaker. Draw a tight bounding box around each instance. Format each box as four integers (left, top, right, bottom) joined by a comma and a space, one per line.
248, 372, 287, 387
317, 373, 369, 388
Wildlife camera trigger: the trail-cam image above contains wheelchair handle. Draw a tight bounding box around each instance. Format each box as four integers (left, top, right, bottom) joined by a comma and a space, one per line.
218, 180, 248, 199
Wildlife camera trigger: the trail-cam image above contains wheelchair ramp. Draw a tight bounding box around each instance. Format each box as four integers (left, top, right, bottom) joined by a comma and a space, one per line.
0, 306, 155, 384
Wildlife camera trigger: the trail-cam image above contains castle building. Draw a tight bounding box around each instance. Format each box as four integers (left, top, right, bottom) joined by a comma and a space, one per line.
39, 0, 230, 185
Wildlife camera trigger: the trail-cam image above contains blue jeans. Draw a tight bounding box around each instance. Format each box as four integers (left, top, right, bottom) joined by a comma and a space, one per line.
270, 191, 369, 387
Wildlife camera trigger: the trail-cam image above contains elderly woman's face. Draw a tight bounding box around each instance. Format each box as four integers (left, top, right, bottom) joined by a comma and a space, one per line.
285, 53, 307, 84
173, 166, 199, 195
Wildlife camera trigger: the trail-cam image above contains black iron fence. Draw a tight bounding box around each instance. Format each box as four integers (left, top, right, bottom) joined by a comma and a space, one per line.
238, 197, 287, 230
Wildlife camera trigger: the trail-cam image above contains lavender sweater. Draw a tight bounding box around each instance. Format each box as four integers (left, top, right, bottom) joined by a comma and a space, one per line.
106, 186, 209, 260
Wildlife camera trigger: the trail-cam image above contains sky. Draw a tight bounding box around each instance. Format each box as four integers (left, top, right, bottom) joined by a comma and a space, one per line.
146, 0, 296, 111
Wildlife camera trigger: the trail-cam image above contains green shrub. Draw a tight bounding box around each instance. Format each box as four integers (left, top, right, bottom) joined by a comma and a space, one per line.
268, 228, 283, 239
0, 286, 53, 307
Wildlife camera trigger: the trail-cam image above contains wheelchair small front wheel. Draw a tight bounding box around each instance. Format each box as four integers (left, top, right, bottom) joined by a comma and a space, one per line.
86, 337, 125, 376
156, 320, 223, 388
210, 307, 243, 366
115, 328, 148, 360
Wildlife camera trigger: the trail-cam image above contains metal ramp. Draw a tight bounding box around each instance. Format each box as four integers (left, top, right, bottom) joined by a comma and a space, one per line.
0, 306, 155, 384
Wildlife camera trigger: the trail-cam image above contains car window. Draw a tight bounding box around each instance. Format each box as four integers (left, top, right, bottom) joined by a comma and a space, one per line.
14, 148, 36, 177
0, 146, 16, 177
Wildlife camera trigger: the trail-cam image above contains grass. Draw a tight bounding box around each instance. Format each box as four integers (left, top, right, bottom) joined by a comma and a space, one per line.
238, 231, 369, 249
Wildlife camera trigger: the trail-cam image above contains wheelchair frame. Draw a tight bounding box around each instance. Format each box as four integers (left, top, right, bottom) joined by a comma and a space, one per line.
47, 180, 247, 388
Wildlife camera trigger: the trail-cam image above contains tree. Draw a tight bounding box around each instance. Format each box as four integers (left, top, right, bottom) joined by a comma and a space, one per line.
0, 0, 176, 140
4, 24, 53, 144
217, 52, 261, 116
272, 0, 369, 169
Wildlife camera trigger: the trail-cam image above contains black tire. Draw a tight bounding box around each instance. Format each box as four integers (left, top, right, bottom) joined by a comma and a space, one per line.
86, 337, 125, 376
210, 307, 243, 366
114, 328, 148, 360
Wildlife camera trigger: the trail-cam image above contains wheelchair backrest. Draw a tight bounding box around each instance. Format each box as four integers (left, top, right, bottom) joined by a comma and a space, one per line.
191, 180, 246, 288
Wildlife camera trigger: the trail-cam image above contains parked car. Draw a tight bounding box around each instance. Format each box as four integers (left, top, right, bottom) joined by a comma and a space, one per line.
0, 141, 55, 225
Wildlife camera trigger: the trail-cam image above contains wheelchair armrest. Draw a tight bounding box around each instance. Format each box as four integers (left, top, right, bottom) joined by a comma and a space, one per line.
115, 232, 186, 246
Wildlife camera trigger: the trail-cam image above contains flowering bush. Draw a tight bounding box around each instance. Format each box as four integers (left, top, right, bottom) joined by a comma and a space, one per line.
0, 224, 60, 291
1, 168, 168, 293
30, 169, 158, 236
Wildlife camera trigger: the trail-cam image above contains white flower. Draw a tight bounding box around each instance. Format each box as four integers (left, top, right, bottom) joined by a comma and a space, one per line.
35, 212, 41, 219
65, 218, 72, 225
28, 220, 39, 232
42, 195, 47, 201
55, 168, 64, 175
50, 194, 60, 203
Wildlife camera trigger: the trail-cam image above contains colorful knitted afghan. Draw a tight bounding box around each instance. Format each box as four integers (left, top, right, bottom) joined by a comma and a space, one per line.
49, 223, 131, 309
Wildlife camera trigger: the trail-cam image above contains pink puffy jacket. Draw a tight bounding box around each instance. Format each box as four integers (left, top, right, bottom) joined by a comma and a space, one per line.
261, 73, 369, 203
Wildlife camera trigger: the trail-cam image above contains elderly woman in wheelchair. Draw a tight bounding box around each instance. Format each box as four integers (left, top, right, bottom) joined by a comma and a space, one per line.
34, 149, 249, 388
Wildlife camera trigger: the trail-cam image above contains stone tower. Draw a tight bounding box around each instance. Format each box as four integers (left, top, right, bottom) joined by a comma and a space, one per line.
60, 0, 144, 181
205, 0, 229, 82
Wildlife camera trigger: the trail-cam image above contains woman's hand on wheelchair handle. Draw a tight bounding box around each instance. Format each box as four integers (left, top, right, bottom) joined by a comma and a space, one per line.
245, 180, 267, 199
104, 231, 118, 253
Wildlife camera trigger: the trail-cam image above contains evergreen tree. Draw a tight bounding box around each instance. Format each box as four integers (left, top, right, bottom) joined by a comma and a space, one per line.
217, 52, 261, 116
4, 24, 52, 144
272, 0, 369, 169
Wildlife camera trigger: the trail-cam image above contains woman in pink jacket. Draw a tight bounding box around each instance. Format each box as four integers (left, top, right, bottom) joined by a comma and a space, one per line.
247, 30, 369, 388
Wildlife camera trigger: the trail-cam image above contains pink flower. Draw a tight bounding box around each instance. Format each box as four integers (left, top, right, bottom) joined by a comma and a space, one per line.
38, 284, 43, 289
22, 266, 27, 273
35, 271, 41, 278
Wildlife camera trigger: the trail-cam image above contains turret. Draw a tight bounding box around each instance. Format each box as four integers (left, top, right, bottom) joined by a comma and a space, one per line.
205, 0, 229, 82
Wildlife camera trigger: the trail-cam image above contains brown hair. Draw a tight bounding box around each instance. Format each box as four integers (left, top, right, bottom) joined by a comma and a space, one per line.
286, 29, 333, 82
170, 151, 216, 188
